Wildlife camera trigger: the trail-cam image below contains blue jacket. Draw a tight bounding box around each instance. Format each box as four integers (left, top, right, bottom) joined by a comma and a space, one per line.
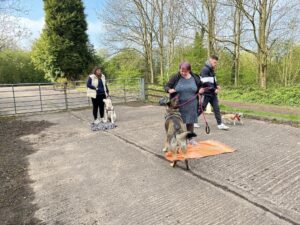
87, 77, 105, 95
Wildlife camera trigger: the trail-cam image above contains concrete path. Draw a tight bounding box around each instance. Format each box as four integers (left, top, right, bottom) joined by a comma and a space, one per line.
21, 104, 300, 225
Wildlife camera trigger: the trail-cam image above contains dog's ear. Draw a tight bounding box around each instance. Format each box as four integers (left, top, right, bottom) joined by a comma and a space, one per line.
176, 132, 190, 141
187, 132, 197, 139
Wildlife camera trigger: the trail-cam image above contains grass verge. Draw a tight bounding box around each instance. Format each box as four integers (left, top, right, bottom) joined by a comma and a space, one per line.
220, 104, 300, 127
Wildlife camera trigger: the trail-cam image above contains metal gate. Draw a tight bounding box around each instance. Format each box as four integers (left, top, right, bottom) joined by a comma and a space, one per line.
0, 78, 145, 116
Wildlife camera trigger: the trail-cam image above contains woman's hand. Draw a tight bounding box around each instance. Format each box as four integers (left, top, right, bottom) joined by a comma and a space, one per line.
199, 88, 205, 94
168, 89, 176, 94
215, 86, 221, 94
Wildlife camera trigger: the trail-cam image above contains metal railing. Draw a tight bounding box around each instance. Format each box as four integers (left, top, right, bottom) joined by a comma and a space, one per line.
0, 78, 145, 116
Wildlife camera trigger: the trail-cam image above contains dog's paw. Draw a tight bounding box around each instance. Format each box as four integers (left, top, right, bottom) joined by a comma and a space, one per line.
162, 147, 168, 152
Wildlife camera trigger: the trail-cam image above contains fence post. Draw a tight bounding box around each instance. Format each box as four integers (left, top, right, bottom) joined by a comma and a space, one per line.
64, 82, 68, 110
11, 85, 17, 114
123, 79, 127, 103
145, 80, 148, 101
88, 97, 91, 106
139, 78, 145, 101
38, 84, 43, 112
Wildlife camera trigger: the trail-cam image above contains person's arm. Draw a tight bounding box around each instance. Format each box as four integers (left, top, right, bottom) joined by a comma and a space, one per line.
164, 74, 178, 93
87, 77, 96, 90
214, 73, 221, 93
105, 84, 109, 96
198, 68, 209, 94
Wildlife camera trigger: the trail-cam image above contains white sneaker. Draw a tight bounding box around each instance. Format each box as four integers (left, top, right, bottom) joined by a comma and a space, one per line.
94, 119, 101, 124
218, 123, 229, 130
188, 138, 198, 145
194, 123, 201, 128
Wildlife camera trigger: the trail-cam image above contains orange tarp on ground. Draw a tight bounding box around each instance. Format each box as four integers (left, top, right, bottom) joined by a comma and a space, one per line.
165, 140, 236, 161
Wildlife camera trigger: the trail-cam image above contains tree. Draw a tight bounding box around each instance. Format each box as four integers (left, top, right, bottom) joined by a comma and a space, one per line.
31, 0, 93, 81
0, 0, 29, 50
179, 0, 217, 58
102, 0, 185, 83
0, 50, 45, 83
202, 0, 217, 57
233, 0, 300, 88
102, 0, 155, 83
104, 50, 144, 82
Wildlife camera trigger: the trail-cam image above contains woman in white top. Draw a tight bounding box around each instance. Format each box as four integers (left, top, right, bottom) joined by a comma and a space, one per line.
86, 66, 109, 124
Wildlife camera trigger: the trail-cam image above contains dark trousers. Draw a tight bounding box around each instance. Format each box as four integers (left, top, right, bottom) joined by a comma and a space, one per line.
91, 94, 106, 120
199, 94, 222, 125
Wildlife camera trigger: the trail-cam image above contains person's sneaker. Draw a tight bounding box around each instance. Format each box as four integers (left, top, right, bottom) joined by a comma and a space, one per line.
94, 119, 101, 124
218, 123, 229, 130
194, 123, 201, 128
188, 138, 198, 145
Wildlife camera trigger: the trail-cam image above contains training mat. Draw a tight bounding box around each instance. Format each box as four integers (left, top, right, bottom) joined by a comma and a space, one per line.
91, 122, 117, 131
165, 140, 235, 161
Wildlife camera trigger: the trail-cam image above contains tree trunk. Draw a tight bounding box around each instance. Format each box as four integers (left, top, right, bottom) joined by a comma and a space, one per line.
158, 0, 164, 80
233, 4, 241, 87
258, 0, 268, 89
204, 0, 216, 57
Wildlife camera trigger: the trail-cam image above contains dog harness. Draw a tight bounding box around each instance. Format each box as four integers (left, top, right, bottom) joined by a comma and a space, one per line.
165, 112, 183, 122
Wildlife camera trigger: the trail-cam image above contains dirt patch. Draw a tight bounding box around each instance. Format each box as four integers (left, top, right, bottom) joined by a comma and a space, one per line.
0, 118, 53, 225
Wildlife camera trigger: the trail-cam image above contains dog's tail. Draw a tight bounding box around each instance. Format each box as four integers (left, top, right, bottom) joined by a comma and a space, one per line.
176, 131, 197, 141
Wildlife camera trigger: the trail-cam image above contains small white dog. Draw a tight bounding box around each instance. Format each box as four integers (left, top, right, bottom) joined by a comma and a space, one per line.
103, 98, 117, 123
222, 113, 244, 125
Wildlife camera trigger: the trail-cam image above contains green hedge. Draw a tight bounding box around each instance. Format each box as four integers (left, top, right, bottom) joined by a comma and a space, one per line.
219, 86, 300, 107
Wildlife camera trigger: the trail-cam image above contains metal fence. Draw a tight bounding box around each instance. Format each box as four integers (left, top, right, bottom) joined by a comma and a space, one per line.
0, 78, 145, 116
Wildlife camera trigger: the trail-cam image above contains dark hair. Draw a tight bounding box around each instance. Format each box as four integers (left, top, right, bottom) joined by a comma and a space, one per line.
179, 62, 191, 71
210, 55, 219, 61
92, 66, 101, 75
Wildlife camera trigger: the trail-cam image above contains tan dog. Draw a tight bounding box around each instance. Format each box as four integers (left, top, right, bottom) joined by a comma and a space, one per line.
163, 97, 196, 169
222, 113, 243, 125
103, 98, 117, 123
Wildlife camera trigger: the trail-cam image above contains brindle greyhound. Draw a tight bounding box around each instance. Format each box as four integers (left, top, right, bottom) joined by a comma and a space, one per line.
163, 96, 197, 170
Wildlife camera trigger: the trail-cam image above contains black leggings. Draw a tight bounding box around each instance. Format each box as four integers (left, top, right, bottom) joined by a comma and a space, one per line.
91, 94, 106, 119
186, 124, 194, 133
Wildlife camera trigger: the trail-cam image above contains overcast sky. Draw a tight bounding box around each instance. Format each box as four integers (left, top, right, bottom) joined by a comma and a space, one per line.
19, 0, 105, 49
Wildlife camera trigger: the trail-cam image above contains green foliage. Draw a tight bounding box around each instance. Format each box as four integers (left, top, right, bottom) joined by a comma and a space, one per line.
219, 86, 300, 107
172, 32, 207, 75
215, 51, 233, 86
103, 50, 144, 83
238, 53, 257, 86
0, 50, 45, 83
31, 0, 94, 81
268, 43, 300, 86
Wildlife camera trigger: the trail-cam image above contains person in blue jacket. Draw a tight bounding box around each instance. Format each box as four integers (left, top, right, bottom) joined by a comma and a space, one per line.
86, 66, 109, 124
198, 55, 229, 130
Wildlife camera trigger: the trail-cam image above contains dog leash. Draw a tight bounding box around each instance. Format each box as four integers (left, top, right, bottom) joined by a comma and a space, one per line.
171, 95, 198, 109
198, 94, 210, 134
171, 87, 212, 134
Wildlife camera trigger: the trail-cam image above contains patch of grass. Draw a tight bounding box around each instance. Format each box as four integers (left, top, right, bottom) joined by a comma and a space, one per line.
219, 86, 300, 107
220, 104, 300, 122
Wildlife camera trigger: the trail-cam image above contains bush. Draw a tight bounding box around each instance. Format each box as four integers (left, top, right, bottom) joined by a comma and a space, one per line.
0, 50, 46, 84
